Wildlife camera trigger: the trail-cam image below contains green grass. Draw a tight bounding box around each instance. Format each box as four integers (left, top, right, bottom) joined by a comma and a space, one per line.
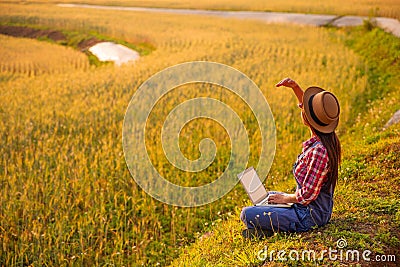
169, 27, 400, 266
341, 26, 400, 130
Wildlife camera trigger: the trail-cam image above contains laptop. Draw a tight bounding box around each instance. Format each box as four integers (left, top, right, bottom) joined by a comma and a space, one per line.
237, 167, 293, 208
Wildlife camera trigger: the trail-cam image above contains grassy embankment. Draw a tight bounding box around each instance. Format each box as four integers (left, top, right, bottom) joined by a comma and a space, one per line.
170, 27, 400, 266
0, 2, 399, 266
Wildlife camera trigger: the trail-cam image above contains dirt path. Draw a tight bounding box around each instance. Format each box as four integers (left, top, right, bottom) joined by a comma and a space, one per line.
58, 3, 400, 38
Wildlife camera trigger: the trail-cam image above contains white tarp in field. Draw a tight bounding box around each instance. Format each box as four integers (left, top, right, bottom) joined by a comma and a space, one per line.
88, 42, 139, 66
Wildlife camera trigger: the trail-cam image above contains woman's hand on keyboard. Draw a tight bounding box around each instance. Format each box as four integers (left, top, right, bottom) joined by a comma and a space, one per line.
268, 193, 297, 204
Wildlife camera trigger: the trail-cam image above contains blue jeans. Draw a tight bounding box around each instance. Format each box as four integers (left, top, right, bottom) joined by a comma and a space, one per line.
240, 203, 316, 233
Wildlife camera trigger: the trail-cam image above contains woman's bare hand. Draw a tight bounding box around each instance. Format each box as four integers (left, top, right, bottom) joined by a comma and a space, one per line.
268, 193, 297, 204
275, 78, 304, 104
275, 77, 299, 89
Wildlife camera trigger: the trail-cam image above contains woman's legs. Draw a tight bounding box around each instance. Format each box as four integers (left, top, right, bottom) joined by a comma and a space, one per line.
240, 206, 300, 232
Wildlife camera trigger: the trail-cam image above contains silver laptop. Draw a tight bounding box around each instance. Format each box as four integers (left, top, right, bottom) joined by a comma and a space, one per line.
237, 167, 293, 208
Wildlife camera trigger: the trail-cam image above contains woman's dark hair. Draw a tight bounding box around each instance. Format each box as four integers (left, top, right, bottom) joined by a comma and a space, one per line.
314, 129, 341, 192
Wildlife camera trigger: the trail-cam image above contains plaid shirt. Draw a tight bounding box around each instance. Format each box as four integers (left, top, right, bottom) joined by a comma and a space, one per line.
294, 136, 329, 205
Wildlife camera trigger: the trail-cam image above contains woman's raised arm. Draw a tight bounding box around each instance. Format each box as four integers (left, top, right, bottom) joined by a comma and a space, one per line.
276, 77, 304, 107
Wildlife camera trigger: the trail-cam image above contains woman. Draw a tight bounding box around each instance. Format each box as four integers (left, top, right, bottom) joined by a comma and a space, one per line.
240, 77, 341, 238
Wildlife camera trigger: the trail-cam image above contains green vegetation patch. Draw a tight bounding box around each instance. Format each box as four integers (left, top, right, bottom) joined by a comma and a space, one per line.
341, 26, 400, 130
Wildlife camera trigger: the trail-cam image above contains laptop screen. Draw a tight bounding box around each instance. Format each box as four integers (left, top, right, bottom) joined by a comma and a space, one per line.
238, 167, 268, 204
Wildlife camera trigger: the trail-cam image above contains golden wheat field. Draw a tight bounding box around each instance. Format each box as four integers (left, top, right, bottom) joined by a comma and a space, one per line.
0, 2, 371, 266
0, 35, 89, 76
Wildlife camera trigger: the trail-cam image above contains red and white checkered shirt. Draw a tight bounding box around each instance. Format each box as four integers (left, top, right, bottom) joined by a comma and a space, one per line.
294, 136, 329, 205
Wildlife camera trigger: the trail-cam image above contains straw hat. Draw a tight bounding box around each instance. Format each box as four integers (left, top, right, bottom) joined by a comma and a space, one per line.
303, 87, 340, 133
